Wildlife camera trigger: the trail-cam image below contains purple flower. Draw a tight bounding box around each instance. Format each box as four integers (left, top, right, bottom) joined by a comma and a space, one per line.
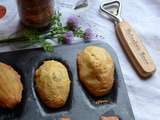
83, 28, 93, 41
67, 16, 79, 30
64, 31, 74, 44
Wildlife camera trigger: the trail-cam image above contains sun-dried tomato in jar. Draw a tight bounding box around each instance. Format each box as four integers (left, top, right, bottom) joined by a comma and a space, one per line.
16, 0, 54, 28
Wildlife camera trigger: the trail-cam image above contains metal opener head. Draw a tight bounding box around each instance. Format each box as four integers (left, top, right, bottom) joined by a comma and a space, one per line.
99, 0, 123, 23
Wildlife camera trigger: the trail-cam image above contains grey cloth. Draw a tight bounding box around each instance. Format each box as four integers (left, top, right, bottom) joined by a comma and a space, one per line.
0, 0, 160, 120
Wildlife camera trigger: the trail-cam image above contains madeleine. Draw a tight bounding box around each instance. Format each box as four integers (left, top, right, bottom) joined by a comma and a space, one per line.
35, 60, 71, 108
0, 62, 23, 108
77, 46, 114, 97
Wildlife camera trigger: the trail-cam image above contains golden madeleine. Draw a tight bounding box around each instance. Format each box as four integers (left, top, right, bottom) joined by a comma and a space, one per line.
35, 60, 71, 108
0, 62, 23, 108
77, 46, 114, 97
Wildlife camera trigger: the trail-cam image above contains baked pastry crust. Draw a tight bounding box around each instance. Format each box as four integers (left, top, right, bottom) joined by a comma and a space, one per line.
77, 46, 114, 97
35, 60, 71, 108
100, 116, 119, 120
0, 62, 23, 108
61, 117, 71, 120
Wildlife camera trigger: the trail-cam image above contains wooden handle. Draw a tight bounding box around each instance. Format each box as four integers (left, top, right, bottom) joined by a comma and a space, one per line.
116, 21, 156, 78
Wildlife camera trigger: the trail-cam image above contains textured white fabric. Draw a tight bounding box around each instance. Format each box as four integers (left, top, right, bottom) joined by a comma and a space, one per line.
0, 0, 160, 119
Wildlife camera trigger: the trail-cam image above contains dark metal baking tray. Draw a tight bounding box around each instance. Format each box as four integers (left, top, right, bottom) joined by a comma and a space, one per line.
0, 41, 135, 120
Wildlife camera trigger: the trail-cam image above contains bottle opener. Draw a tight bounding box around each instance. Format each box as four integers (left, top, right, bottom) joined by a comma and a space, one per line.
99, 0, 156, 78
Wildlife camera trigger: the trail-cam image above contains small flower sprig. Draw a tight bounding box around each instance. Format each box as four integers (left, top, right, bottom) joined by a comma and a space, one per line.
24, 11, 93, 52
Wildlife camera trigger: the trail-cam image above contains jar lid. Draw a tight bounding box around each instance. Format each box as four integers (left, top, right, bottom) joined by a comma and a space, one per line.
0, 5, 6, 19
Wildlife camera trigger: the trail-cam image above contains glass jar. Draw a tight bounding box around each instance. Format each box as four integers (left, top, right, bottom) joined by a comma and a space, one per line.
16, 0, 54, 28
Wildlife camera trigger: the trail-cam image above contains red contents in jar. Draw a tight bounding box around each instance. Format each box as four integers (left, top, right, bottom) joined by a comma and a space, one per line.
0, 5, 6, 19
16, 0, 54, 28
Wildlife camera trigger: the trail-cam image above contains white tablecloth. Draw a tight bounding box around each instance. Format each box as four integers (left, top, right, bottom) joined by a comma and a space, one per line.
0, 0, 160, 120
